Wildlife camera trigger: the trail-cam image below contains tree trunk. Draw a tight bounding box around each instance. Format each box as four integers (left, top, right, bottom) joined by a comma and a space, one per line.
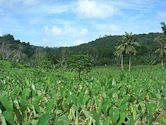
161, 58, 164, 69
78, 71, 81, 81
121, 54, 124, 70
129, 54, 131, 72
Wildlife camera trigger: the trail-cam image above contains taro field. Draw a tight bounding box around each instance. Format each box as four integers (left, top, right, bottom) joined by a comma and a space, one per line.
0, 65, 166, 125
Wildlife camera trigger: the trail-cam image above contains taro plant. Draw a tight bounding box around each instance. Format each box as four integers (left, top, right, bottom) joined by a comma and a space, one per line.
0, 60, 166, 125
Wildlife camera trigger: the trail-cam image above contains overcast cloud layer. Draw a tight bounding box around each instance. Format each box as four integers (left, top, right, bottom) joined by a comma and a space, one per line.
0, 0, 166, 47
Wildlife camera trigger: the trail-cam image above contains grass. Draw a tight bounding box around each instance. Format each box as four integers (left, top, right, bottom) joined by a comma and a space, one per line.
0, 64, 166, 125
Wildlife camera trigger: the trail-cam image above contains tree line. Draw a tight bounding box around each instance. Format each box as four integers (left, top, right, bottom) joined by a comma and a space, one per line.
0, 22, 165, 69
114, 22, 166, 71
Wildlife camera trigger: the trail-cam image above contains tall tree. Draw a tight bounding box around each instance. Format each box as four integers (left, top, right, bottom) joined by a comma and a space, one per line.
155, 37, 166, 69
155, 22, 166, 69
161, 22, 166, 35
0, 42, 13, 60
114, 44, 125, 70
32, 48, 50, 67
118, 32, 140, 72
68, 55, 92, 80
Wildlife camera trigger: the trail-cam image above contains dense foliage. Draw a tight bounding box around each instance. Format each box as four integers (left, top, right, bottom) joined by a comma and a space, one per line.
114, 32, 140, 71
68, 55, 92, 80
0, 61, 166, 125
0, 32, 164, 67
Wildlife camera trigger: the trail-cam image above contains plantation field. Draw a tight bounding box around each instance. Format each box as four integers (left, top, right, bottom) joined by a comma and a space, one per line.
0, 64, 166, 125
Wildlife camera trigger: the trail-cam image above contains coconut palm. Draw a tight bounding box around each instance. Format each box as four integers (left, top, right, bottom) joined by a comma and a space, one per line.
155, 36, 166, 69
155, 22, 166, 69
161, 22, 166, 35
114, 44, 125, 70
116, 32, 140, 72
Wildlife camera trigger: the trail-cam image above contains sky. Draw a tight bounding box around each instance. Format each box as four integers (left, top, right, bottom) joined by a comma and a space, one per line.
0, 0, 166, 47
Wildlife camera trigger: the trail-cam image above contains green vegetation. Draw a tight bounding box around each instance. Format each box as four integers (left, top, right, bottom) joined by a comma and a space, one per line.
0, 22, 166, 124
115, 32, 140, 71
0, 22, 165, 67
0, 61, 166, 125
68, 55, 92, 80
0, 32, 163, 67
155, 22, 166, 70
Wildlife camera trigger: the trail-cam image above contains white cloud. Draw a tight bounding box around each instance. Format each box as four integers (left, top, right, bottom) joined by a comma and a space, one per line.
75, 0, 118, 19
110, 0, 158, 11
75, 39, 86, 45
0, 0, 163, 47
43, 25, 90, 47
52, 26, 62, 35
44, 25, 89, 39
0, 0, 69, 15
31, 4, 69, 15
96, 24, 122, 35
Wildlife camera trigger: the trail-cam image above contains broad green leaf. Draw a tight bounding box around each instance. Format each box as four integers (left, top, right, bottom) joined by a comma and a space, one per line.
55, 115, 70, 125
37, 113, 50, 125
46, 100, 54, 113
117, 112, 126, 125
110, 108, 119, 124
103, 117, 110, 125
0, 96, 13, 111
91, 111, 100, 125
3, 110, 15, 125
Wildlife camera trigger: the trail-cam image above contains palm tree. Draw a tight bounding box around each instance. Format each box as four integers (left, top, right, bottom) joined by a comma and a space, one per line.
161, 22, 166, 35
155, 22, 166, 69
155, 36, 166, 69
114, 44, 125, 70
116, 32, 140, 72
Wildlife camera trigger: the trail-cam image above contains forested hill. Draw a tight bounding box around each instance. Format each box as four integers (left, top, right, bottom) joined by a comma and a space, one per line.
67, 32, 161, 65
0, 32, 162, 66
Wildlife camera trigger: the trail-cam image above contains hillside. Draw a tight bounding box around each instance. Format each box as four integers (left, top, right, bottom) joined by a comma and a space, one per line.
0, 32, 162, 66
68, 32, 161, 65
